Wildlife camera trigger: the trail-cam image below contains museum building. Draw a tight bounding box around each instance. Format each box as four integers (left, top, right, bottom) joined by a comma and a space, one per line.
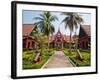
22, 24, 91, 50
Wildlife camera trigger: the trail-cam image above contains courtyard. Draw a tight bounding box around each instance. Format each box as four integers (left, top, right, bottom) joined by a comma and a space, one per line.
23, 47, 90, 69
22, 11, 91, 69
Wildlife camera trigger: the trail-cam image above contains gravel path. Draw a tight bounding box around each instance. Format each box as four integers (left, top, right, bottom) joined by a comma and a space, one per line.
43, 51, 73, 68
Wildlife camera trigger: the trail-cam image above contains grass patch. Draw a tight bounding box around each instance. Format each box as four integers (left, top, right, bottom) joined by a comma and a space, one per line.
23, 55, 49, 69
63, 49, 91, 67
23, 48, 55, 69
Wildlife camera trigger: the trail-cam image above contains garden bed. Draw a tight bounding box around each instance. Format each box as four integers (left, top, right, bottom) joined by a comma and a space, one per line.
23, 48, 55, 69
63, 49, 91, 67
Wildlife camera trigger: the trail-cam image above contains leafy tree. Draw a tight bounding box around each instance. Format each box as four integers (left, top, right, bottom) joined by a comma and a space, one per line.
31, 27, 48, 49
61, 12, 83, 53
34, 11, 58, 48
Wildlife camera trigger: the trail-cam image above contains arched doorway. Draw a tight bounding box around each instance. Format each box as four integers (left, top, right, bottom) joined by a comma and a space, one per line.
55, 38, 63, 51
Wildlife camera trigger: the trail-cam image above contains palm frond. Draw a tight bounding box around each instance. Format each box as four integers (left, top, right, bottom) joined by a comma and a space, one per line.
50, 16, 58, 22
61, 17, 69, 23
33, 17, 44, 21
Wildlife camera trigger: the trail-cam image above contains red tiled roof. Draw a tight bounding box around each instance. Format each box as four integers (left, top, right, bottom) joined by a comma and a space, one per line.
81, 25, 91, 36
49, 35, 74, 43
49, 35, 55, 42
23, 35, 33, 39
23, 24, 35, 36
49, 28, 75, 43
64, 35, 72, 42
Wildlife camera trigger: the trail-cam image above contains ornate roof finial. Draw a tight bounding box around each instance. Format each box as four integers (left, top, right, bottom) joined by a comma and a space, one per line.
57, 27, 61, 35
58, 27, 60, 32
58, 27, 60, 33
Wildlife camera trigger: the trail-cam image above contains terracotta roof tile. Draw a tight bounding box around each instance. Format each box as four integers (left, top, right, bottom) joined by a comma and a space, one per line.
81, 25, 91, 36
49, 35, 74, 43
23, 24, 35, 36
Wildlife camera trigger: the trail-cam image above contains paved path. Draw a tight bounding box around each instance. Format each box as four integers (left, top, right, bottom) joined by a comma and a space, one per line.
43, 51, 73, 68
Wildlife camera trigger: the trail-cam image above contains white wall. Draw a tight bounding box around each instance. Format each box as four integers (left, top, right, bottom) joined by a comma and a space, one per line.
0, 0, 99, 80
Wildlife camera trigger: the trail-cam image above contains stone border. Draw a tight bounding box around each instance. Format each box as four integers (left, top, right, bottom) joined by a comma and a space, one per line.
66, 56, 76, 67
63, 51, 76, 67
41, 51, 56, 69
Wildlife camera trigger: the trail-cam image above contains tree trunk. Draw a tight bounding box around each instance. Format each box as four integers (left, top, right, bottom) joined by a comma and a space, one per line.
69, 31, 72, 54
74, 30, 77, 50
48, 36, 49, 48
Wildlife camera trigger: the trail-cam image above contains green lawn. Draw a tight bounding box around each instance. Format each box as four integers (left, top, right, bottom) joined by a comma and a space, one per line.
63, 48, 91, 67
23, 48, 55, 69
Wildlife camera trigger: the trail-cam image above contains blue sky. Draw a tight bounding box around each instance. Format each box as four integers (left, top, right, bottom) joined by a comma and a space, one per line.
23, 10, 91, 35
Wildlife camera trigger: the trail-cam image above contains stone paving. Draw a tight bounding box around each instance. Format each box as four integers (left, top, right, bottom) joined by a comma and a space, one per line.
43, 51, 73, 68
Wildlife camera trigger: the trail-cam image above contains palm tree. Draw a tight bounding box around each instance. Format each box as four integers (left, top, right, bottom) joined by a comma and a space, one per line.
73, 14, 83, 49
33, 11, 58, 48
61, 12, 83, 53
31, 26, 48, 48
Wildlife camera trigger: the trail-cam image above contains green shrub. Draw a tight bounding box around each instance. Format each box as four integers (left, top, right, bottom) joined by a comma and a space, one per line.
23, 51, 36, 62
23, 48, 28, 51
63, 49, 91, 67
23, 48, 55, 69
79, 49, 90, 53
23, 55, 49, 69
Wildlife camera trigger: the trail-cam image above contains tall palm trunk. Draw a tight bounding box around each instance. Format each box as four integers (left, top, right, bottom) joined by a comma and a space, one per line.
69, 31, 72, 54
47, 36, 50, 48
74, 29, 77, 50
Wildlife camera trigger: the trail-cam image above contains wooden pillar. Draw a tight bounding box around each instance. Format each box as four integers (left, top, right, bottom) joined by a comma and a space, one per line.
26, 39, 28, 48
30, 41, 32, 48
